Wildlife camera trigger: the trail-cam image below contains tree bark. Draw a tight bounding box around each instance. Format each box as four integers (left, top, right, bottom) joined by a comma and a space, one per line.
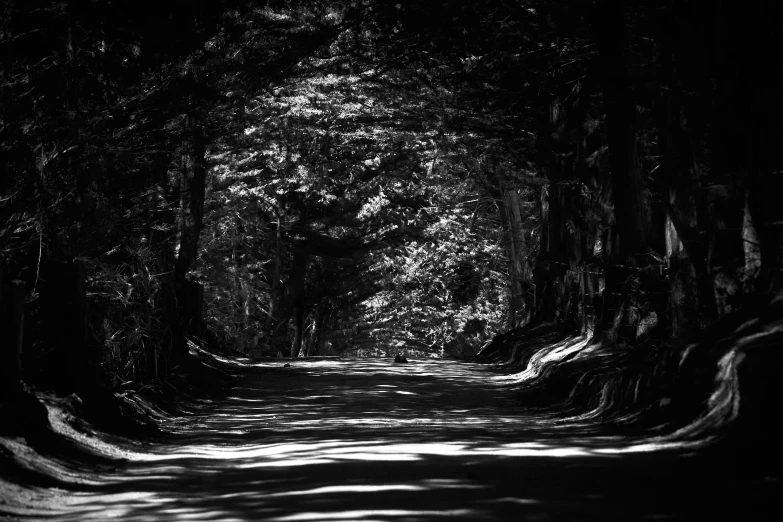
40, 259, 91, 391
654, 0, 762, 340
306, 305, 328, 357
270, 249, 308, 356
596, 3, 649, 262
267, 200, 283, 338
747, 1, 783, 296
174, 113, 208, 282
0, 272, 25, 398
170, 110, 208, 357
593, 2, 653, 344
291, 301, 306, 358
499, 185, 530, 328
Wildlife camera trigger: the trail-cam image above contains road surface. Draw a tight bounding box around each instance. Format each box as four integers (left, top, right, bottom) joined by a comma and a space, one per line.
1, 356, 778, 521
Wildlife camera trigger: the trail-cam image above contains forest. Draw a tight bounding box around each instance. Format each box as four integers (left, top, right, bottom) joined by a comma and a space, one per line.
1, 0, 782, 520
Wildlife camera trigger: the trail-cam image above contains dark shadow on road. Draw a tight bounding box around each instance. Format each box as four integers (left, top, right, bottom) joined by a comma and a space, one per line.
3, 357, 779, 521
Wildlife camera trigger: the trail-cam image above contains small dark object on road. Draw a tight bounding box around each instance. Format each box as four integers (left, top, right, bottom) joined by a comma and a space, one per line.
394, 354, 408, 364
283, 363, 291, 368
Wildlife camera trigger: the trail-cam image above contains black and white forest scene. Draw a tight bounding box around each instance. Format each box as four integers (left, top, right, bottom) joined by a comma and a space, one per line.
1, 1, 781, 520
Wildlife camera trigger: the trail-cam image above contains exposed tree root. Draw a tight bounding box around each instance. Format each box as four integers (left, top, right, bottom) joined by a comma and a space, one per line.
473, 295, 783, 463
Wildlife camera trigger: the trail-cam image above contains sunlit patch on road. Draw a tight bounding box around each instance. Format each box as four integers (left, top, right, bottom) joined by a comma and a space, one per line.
1, 357, 733, 521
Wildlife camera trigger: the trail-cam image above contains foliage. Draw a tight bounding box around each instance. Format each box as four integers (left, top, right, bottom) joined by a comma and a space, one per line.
360, 203, 507, 357
198, 55, 515, 356
4, 0, 777, 396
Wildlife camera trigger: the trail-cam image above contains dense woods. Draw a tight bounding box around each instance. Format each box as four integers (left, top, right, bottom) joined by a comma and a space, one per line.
2, 0, 781, 443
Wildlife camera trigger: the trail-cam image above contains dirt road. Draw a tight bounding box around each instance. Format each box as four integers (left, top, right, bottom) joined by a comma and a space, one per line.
1, 357, 778, 521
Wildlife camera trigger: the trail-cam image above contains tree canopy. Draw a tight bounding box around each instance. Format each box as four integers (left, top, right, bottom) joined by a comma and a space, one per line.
2, 0, 781, 389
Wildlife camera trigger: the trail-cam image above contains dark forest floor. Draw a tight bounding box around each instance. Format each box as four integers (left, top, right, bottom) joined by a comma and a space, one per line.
1, 353, 780, 521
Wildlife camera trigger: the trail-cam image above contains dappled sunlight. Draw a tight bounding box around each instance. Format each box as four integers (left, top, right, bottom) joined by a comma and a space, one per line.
270, 508, 479, 521
115, 438, 606, 471
5, 2, 780, 520
3, 356, 739, 521
135, 356, 708, 453
490, 337, 590, 384
266, 484, 427, 497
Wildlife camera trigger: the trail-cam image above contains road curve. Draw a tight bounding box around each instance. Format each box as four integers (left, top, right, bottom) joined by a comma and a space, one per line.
6, 357, 776, 521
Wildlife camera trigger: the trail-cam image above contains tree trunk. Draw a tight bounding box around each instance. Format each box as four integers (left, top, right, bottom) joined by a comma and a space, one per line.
747, 1, 783, 296
40, 259, 91, 391
271, 249, 308, 356
593, 2, 653, 344
291, 301, 306, 358
306, 305, 328, 357
597, 4, 648, 262
174, 113, 208, 280
653, 20, 712, 339
182, 280, 205, 337
654, 0, 760, 340
0, 271, 25, 398
315, 309, 333, 356
499, 185, 530, 328
170, 110, 208, 357
232, 215, 242, 313
267, 201, 284, 338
